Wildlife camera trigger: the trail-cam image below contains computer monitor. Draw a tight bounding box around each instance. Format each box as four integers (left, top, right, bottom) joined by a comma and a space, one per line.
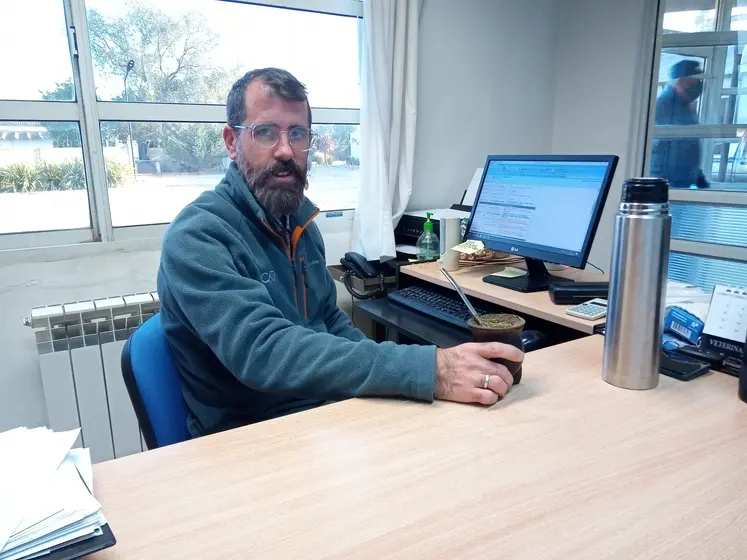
464, 154, 619, 293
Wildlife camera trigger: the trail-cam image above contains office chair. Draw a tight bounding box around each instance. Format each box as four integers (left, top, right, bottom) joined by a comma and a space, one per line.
121, 313, 189, 449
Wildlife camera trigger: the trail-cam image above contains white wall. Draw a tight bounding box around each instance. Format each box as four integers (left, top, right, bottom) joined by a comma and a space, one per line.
409, 0, 558, 211
550, 0, 656, 269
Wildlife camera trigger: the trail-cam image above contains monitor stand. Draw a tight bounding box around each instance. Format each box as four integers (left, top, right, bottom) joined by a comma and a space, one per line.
482, 258, 572, 293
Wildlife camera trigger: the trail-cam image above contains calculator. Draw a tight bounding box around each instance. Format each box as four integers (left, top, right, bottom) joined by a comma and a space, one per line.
566, 298, 608, 321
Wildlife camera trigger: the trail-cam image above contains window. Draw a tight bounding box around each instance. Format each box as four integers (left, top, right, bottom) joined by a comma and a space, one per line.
671, 202, 747, 247
308, 124, 360, 211
0, 1, 75, 102
0, 122, 89, 234
0, 0, 362, 250
88, 0, 361, 233
663, 1, 716, 33
100, 121, 360, 227
86, 0, 360, 109
661, 0, 747, 33
669, 253, 747, 292
100, 121, 226, 227
0, 1, 91, 245
646, 0, 747, 291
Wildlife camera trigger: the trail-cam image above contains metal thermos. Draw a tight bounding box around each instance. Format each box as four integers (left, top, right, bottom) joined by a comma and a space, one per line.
603, 177, 672, 390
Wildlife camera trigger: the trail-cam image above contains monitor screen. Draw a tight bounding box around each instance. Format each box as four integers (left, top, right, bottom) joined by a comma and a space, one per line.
467, 156, 617, 268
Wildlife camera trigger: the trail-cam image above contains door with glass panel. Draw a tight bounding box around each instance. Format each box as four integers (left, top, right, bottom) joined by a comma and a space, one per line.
646, 0, 747, 291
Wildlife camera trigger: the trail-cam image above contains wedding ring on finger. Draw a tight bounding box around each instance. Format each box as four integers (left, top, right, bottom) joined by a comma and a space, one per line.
483, 374, 491, 390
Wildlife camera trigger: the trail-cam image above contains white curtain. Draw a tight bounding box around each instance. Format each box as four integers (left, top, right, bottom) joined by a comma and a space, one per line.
352, 0, 422, 259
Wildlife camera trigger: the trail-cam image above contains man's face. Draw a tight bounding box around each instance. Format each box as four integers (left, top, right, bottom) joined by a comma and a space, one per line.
675, 76, 704, 103
223, 80, 310, 217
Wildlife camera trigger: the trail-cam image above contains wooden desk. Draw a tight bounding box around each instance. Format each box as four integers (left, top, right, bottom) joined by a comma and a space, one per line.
91, 337, 747, 559
402, 261, 607, 334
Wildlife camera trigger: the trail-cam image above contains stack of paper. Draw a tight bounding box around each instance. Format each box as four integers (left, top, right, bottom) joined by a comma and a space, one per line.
666, 280, 713, 322
0, 428, 107, 560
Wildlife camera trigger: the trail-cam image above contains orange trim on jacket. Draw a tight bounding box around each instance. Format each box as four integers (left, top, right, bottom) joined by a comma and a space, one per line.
290, 210, 320, 259
260, 218, 290, 259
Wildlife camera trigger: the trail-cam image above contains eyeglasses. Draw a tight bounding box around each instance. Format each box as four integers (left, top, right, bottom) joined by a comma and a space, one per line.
231, 123, 315, 152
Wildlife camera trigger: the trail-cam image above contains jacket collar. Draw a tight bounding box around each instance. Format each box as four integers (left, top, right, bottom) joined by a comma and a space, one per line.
222, 161, 319, 227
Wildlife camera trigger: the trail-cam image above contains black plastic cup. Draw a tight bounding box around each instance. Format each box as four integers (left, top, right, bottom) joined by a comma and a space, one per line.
467, 314, 526, 384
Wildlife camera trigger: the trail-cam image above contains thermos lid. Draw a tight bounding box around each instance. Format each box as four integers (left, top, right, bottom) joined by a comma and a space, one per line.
621, 177, 669, 204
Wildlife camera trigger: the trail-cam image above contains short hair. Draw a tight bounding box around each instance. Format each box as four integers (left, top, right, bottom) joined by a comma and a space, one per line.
226, 67, 311, 127
670, 59, 702, 80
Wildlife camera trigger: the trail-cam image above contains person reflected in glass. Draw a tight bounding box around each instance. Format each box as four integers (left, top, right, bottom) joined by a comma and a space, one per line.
651, 60, 710, 189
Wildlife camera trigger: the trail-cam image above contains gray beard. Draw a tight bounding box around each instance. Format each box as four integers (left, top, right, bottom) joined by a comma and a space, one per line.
235, 151, 308, 218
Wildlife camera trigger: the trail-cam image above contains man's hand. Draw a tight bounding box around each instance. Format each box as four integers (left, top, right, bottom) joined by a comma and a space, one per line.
435, 343, 524, 406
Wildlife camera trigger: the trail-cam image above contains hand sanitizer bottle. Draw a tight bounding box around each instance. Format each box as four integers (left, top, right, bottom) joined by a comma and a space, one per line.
416, 212, 440, 261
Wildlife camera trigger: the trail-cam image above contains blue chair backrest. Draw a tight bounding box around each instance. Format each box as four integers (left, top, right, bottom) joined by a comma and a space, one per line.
121, 313, 189, 449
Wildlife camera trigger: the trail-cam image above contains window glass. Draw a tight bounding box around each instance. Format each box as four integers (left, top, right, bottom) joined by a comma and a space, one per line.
669, 253, 747, 291
86, 0, 360, 108
730, 4, 747, 30
663, 0, 716, 33
0, 1, 75, 101
308, 124, 360, 211
671, 202, 747, 246
650, 133, 747, 190
0, 122, 90, 234
102, 121, 360, 226
656, 46, 747, 127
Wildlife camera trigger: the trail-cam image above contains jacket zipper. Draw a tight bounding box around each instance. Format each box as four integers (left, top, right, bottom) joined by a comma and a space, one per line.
301, 256, 309, 319
292, 260, 299, 311
260, 218, 290, 258
261, 213, 319, 318
261, 217, 299, 309
290, 211, 318, 319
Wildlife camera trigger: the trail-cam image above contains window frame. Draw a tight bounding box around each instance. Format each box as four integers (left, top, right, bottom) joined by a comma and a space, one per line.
0, 0, 362, 252
642, 0, 747, 287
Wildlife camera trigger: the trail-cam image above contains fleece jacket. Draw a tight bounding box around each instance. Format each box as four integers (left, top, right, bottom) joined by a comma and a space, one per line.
157, 162, 437, 437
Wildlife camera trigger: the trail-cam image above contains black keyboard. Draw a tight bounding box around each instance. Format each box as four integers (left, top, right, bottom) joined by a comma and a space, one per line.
388, 285, 491, 331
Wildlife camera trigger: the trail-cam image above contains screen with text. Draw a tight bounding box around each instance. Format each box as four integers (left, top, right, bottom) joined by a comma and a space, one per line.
469, 160, 608, 258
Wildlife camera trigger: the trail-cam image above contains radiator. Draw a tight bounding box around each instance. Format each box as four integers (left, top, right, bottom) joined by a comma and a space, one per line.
25, 293, 161, 463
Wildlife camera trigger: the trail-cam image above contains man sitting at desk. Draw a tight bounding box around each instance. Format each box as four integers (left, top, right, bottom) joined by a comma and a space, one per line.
157, 67, 522, 437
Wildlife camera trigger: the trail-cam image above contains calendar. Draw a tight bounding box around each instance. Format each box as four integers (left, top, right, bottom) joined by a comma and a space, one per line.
702, 285, 747, 372
704, 286, 747, 342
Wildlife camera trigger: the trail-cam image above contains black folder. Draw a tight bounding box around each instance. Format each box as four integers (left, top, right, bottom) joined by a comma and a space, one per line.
41, 523, 116, 560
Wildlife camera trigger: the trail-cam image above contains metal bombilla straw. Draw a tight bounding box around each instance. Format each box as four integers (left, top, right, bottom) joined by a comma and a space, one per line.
439, 264, 483, 326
